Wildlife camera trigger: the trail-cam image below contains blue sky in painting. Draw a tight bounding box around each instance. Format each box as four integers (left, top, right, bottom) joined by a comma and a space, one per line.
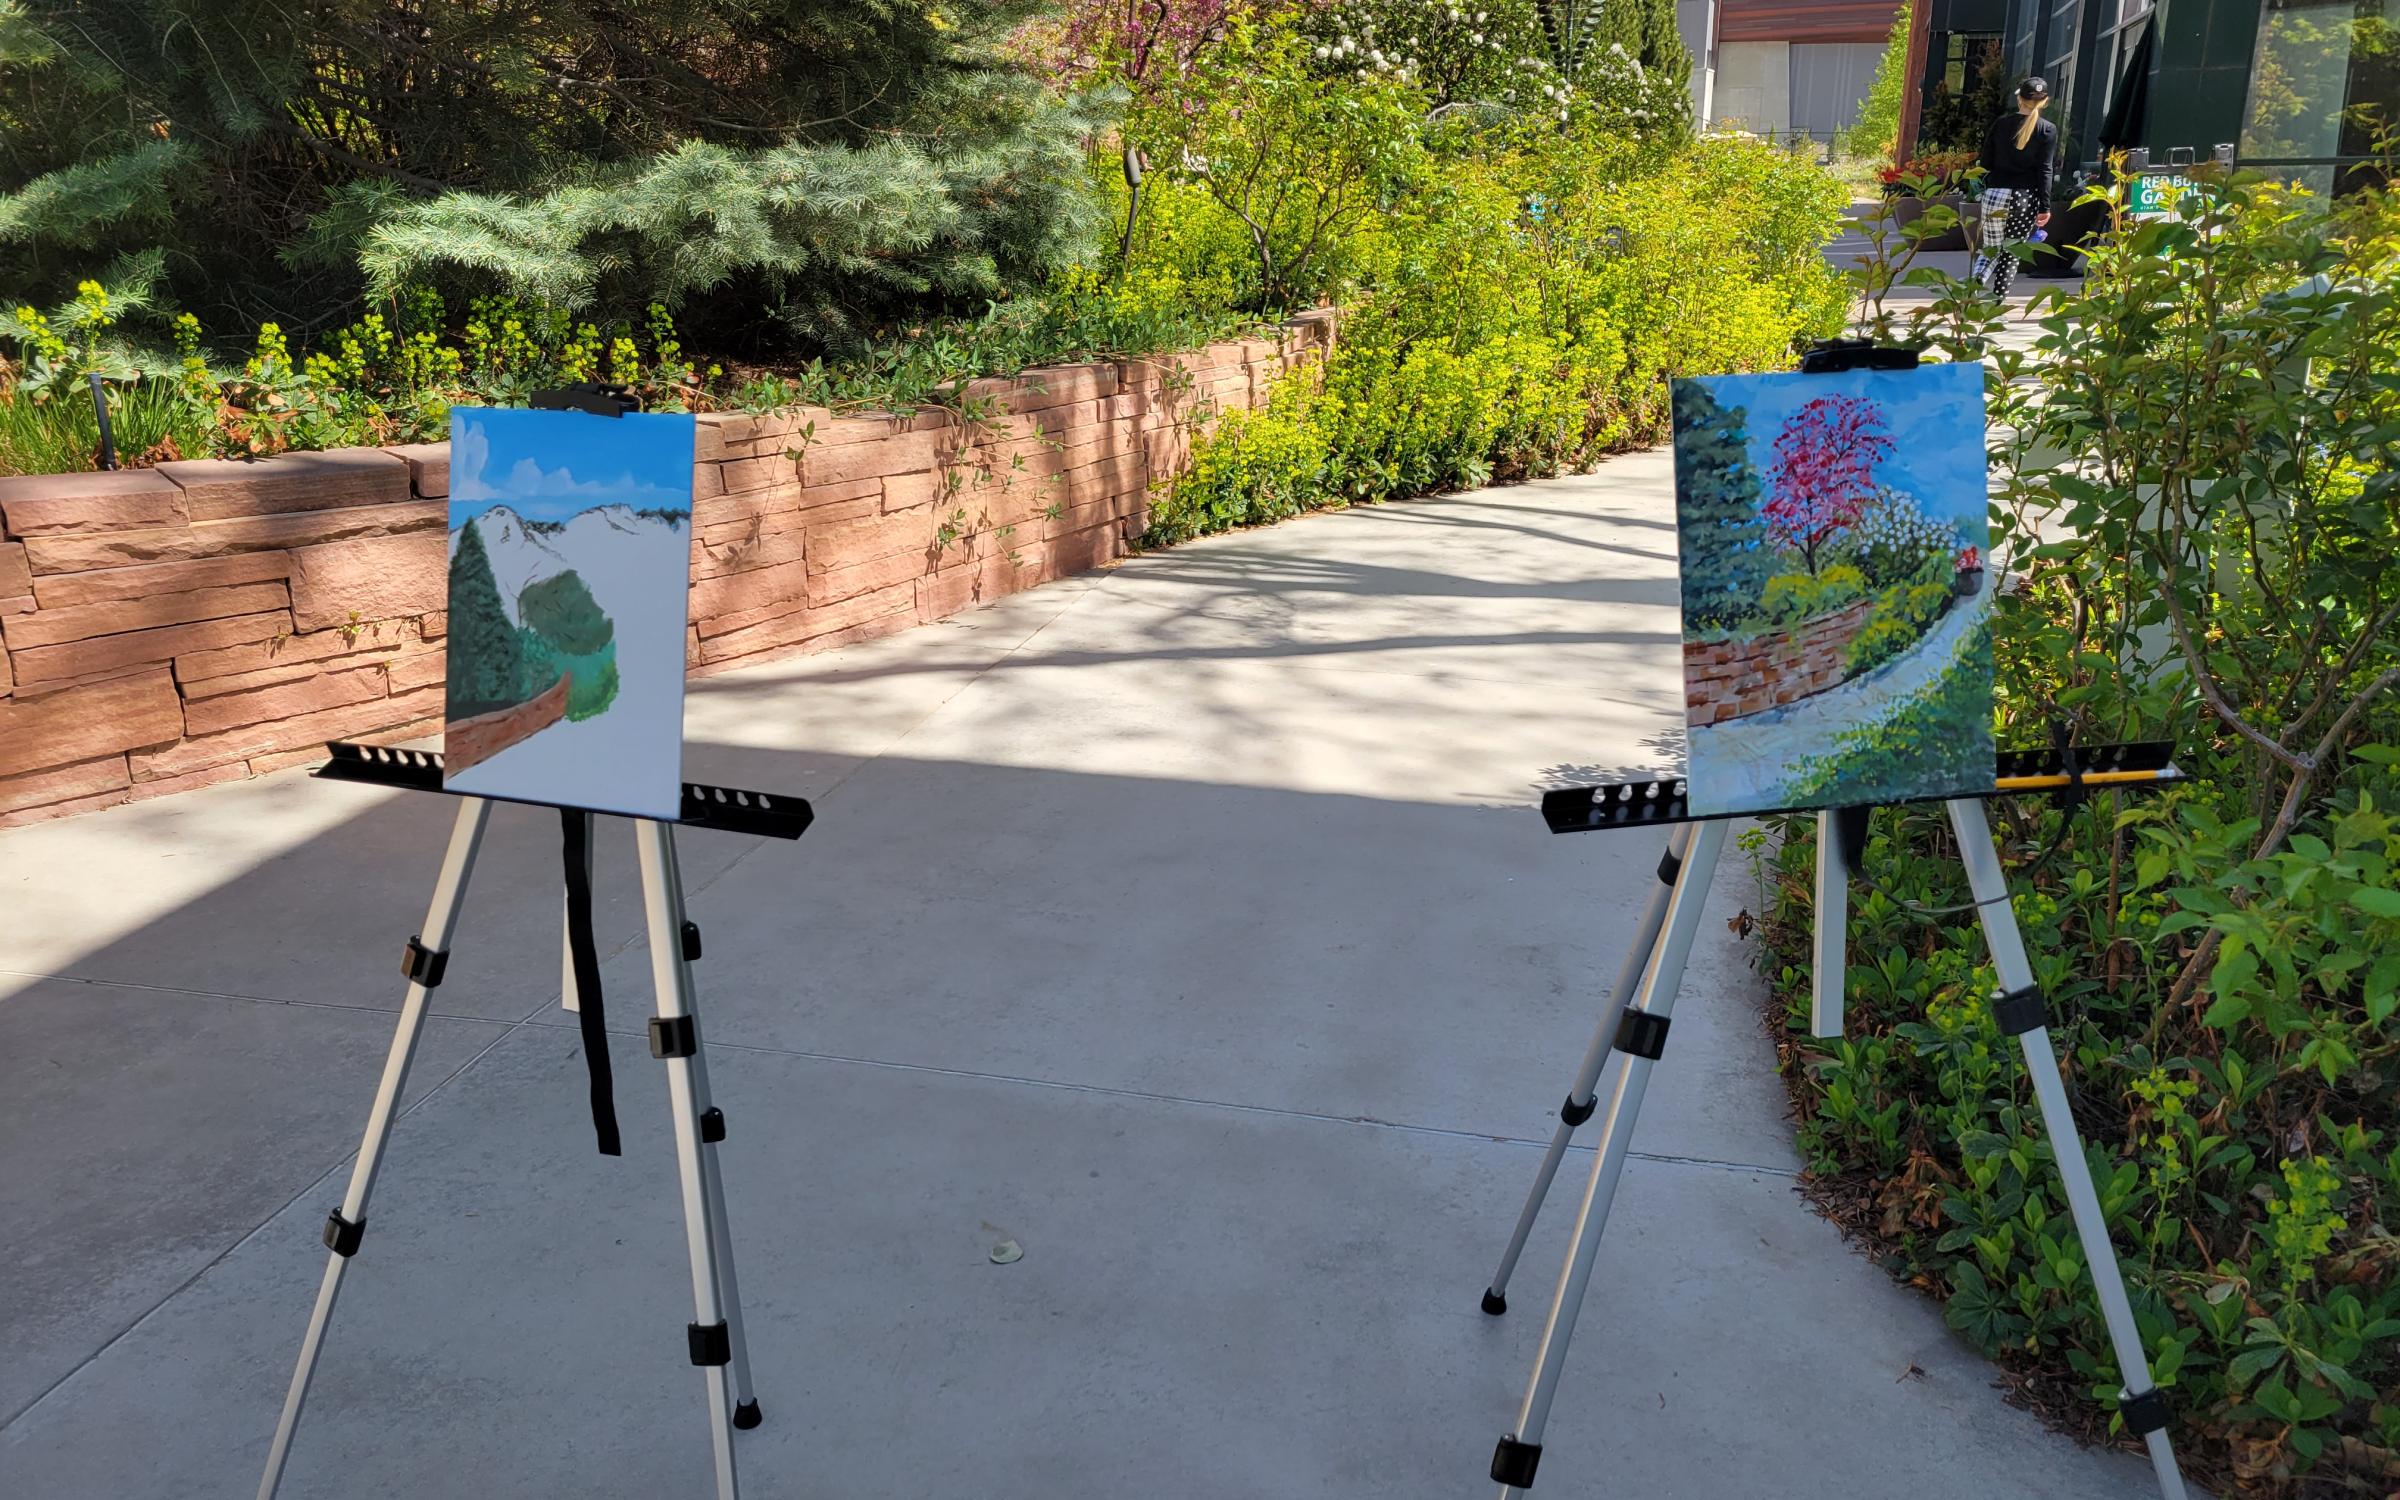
1688, 362, 1988, 536
448, 406, 697, 525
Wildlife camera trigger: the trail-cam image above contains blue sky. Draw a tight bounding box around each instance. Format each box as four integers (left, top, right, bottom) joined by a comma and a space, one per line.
1688, 363, 1988, 536
449, 406, 697, 525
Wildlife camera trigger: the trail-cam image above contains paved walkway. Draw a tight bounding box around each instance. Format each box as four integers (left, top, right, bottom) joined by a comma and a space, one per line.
0, 449, 2162, 1497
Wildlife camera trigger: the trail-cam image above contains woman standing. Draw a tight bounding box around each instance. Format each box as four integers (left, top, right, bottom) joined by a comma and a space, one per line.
1974, 77, 2057, 299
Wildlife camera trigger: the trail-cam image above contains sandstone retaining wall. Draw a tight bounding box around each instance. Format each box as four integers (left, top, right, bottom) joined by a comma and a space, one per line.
0, 312, 1333, 825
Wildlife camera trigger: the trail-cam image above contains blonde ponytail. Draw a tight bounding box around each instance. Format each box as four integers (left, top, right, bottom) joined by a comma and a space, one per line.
2014, 98, 2047, 151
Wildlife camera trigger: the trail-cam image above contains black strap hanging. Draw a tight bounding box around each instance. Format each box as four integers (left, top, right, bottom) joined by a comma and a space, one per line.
560, 809, 622, 1156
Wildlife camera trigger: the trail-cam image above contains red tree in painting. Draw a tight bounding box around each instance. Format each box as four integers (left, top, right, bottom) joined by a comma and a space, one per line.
1764, 395, 1894, 574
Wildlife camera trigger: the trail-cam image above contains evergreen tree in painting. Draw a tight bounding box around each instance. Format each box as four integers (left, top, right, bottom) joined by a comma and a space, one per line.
1673, 382, 1772, 629
446, 517, 525, 718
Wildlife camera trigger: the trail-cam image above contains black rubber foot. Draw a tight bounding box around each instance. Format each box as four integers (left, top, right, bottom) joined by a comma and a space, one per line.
1481, 1288, 1507, 1316
733, 1399, 762, 1430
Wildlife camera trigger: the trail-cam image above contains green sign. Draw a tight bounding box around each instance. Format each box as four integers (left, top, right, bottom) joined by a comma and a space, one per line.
2127, 172, 2197, 217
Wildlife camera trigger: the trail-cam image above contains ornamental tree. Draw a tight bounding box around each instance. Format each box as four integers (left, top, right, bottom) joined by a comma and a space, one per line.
1764, 393, 1893, 574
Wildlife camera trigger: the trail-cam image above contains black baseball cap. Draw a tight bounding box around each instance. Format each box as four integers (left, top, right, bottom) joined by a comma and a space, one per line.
2018, 76, 2051, 100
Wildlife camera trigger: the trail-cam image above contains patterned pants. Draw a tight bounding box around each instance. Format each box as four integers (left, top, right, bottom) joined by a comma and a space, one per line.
1974, 187, 2043, 297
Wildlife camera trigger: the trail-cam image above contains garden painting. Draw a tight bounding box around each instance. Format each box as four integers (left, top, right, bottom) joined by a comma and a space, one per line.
441, 407, 695, 820
1671, 363, 1994, 816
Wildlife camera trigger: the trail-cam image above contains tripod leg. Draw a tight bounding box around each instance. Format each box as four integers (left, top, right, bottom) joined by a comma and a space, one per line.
259, 798, 493, 1500
1483, 824, 1690, 1315
1946, 798, 2189, 1500
1811, 807, 1848, 1038
634, 819, 741, 1500
1491, 819, 1727, 1497
656, 825, 761, 1429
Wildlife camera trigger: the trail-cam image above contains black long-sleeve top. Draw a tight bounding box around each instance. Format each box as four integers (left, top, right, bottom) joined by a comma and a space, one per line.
1978, 113, 2058, 199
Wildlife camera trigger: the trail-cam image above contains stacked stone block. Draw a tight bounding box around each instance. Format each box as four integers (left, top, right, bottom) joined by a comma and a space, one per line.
1681, 596, 1878, 726
0, 311, 1334, 825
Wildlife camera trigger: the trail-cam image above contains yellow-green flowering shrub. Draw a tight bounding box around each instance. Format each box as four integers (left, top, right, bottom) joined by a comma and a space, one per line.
1149, 132, 1847, 543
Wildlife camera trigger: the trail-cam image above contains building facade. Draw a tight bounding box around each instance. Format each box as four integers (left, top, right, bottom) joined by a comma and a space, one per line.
1968, 0, 2392, 196
1685, 0, 1906, 143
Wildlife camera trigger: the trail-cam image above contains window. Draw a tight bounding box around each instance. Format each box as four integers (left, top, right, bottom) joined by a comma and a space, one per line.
1918, 31, 2011, 152
2097, 0, 2156, 115
2241, 0, 2400, 193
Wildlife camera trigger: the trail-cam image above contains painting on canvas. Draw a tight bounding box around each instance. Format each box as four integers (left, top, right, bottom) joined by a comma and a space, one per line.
1670, 362, 1994, 817
441, 406, 695, 819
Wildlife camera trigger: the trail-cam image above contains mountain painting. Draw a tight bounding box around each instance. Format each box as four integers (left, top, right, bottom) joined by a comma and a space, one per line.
441, 406, 696, 820
1670, 362, 1995, 817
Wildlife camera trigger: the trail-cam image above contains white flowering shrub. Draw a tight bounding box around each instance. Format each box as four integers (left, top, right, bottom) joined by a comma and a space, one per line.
1833, 484, 1962, 588
1562, 39, 1688, 140
1301, 0, 1547, 108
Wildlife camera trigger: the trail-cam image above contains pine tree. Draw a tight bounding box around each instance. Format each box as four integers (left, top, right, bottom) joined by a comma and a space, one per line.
447, 518, 526, 718
1639, 0, 1693, 105
1673, 382, 1773, 629
0, 0, 1091, 342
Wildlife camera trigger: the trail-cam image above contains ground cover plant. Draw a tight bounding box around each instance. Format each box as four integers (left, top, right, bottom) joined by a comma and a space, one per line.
1755, 165, 2400, 1495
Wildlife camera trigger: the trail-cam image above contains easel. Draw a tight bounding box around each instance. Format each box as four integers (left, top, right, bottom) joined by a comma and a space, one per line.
254, 742, 812, 1500
1478, 744, 2194, 1500
1476, 338, 2189, 1498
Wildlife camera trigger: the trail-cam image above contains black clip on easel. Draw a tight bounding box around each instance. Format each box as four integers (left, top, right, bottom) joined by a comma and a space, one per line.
1479, 340, 2194, 1500
258, 384, 796, 1500
530, 381, 643, 417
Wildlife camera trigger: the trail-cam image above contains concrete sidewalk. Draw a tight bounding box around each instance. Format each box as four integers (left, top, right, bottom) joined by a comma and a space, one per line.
0, 448, 2160, 1498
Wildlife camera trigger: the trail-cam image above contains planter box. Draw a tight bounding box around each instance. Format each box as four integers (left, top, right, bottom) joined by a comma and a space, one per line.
1886, 193, 1975, 252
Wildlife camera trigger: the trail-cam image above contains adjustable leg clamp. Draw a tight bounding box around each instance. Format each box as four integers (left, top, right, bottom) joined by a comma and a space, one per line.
1993, 983, 2046, 1036
401, 936, 449, 988
688, 1321, 732, 1367
650, 1016, 699, 1059
1614, 1007, 1671, 1060
2119, 1387, 2171, 1436
1491, 1434, 1542, 1488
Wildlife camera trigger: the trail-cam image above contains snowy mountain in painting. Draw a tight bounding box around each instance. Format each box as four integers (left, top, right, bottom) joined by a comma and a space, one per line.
449, 503, 687, 626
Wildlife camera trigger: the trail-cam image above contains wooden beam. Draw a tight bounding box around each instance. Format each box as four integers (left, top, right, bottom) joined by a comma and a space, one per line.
1892, 0, 1934, 165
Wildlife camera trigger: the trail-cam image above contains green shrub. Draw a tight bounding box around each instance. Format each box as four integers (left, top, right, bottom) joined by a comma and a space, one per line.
0, 374, 210, 474
519, 631, 621, 721
1783, 615, 1993, 804
1757, 564, 1867, 628
1125, 18, 1426, 313
1763, 160, 2400, 1491
1844, 573, 1953, 673
518, 570, 614, 656
1144, 382, 1333, 545
1158, 131, 1847, 537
